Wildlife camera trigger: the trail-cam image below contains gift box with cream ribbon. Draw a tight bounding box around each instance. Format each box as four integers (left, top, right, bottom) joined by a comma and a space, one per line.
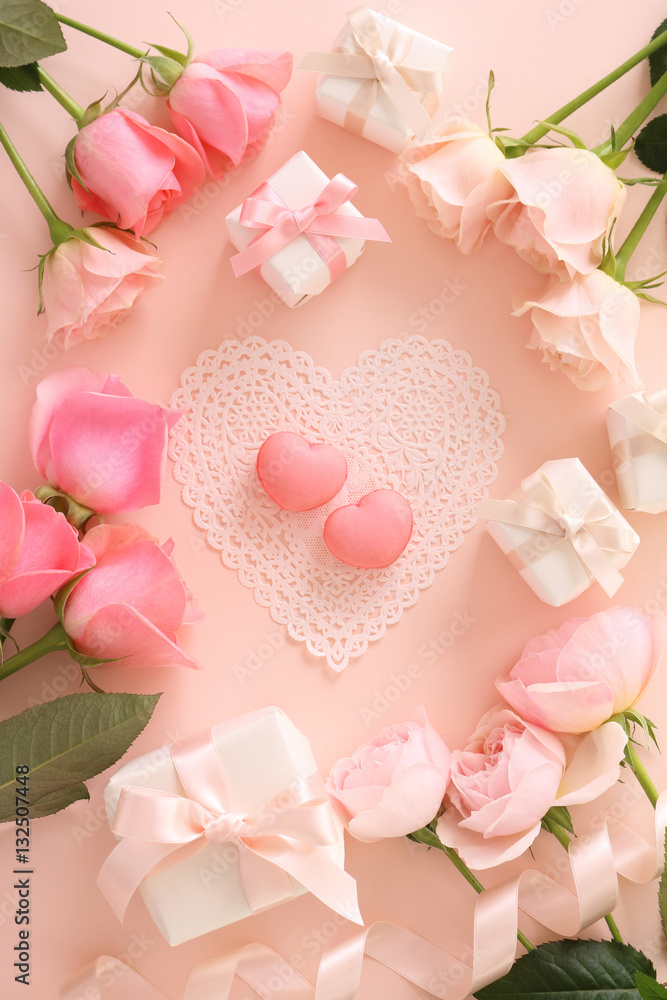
226, 150, 390, 307
98, 706, 360, 945
477, 458, 639, 606
607, 390, 667, 513
300, 6, 452, 152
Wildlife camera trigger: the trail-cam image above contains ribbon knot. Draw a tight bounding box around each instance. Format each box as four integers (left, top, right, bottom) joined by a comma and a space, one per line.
205, 810, 244, 843
557, 513, 585, 540
291, 205, 319, 233
371, 51, 394, 80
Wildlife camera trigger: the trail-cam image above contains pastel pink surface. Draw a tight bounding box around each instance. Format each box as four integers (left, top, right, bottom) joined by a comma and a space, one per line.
323, 490, 413, 568
2, 1, 667, 998
256, 431, 347, 509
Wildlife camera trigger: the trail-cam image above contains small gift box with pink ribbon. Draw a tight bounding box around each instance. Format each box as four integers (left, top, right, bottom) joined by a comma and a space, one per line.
477, 458, 639, 606
97, 706, 360, 945
607, 389, 667, 513
299, 6, 452, 152
226, 150, 390, 307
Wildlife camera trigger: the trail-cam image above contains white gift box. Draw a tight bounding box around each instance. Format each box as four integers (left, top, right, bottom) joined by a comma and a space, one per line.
103, 707, 347, 945
479, 458, 639, 607
226, 151, 368, 308
307, 8, 451, 152
607, 390, 667, 513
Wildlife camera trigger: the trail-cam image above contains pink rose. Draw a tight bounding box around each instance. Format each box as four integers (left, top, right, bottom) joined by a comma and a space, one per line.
167, 49, 293, 172
0, 481, 94, 617
487, 147, 626, 275
497, 607, 667, 734
30, 367, 181, 514
406, 120, 509, 253
327, 719, 451, 842
436, 708, 627, 870
70, 110, 205, 236
61, 523, 202, 669
41, 226, 163, 350
514, 270, 641, 391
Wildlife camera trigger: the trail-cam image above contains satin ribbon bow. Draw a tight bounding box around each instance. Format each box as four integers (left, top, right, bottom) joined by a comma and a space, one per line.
300, 6, 447, 140
477, 466, 636, 597
610, 390, 667, 463
97, 727, 361, 926
230, 172, 390, 278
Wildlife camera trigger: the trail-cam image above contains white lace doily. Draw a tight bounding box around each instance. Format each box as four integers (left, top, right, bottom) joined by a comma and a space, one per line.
169, 335, 505, 670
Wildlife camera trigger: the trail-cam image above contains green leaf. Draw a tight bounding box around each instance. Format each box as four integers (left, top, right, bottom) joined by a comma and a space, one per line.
474, 939, 656, 1000
80, 96, 105, 129
635, 115, 667, 173
535, 119, 587, 149
64, 133, 86, 189
0, 0, 66, 68
0, 692, 161, 821
649, 19, 667, 88
618, 176, 664, 185
600, 145, 633, 169
141, 54, 182, 88
28, 782, 89, 818
149, 42, 186, 66
0, 58, 39, 90
635, 972, 667, 1000
543, 804, 574, 834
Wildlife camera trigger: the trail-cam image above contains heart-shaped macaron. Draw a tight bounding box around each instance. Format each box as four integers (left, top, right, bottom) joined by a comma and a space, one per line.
323, 490, 413, 568
256, 431, 347, 511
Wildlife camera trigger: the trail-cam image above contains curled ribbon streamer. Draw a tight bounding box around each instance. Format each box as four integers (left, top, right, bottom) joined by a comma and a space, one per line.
97, 726, 362, 925
299, 6, 446, 139
477, 467, 636, 597
230, 174, 390, 278
611, 392, 667, 464
59, 955, 169, 1000
77, 795, 667, 1000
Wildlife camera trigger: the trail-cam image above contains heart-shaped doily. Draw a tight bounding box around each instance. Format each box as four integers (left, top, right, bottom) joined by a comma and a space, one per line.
169, 335, 505, 670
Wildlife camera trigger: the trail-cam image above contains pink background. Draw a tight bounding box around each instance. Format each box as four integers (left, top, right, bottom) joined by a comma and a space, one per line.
2, 0, 667, 995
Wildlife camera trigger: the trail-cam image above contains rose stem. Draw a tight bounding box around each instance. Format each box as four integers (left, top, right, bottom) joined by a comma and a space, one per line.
0, 123, 73, 246
0, 623, 68, 681
36, 67, 84, 124
615, 173, 667, 281
594, 70, 667, 158
54, 13, 147, 59
514, 29, 667, 151
625, 740, 660, 807
409, 826, 535, 952
542, 814, 624, 944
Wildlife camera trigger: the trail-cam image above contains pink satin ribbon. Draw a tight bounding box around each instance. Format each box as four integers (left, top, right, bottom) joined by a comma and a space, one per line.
70, 793, 667, 1000
230, 173, 390, 279
477, 466, 636, 597
97, 726, 361, 926
299, 6, 446, 140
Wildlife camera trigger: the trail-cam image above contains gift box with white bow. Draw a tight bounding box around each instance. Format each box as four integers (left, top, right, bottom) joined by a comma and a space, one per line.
476, 458, 639, 606
226, 150, 390, 308
607, 390, 667, 514
299, 6, 452, 152
99, 706, 359, 945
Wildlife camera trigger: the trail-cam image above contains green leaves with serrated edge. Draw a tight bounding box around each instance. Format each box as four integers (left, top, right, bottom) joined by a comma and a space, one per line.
635, 115, 667, 173
0, 692, 160, 822
650, 20, 667, 88
474, 940, 656, 1000
0, 59, 39, 90
635, 973, 667, 1000
0, 0, 66, 68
